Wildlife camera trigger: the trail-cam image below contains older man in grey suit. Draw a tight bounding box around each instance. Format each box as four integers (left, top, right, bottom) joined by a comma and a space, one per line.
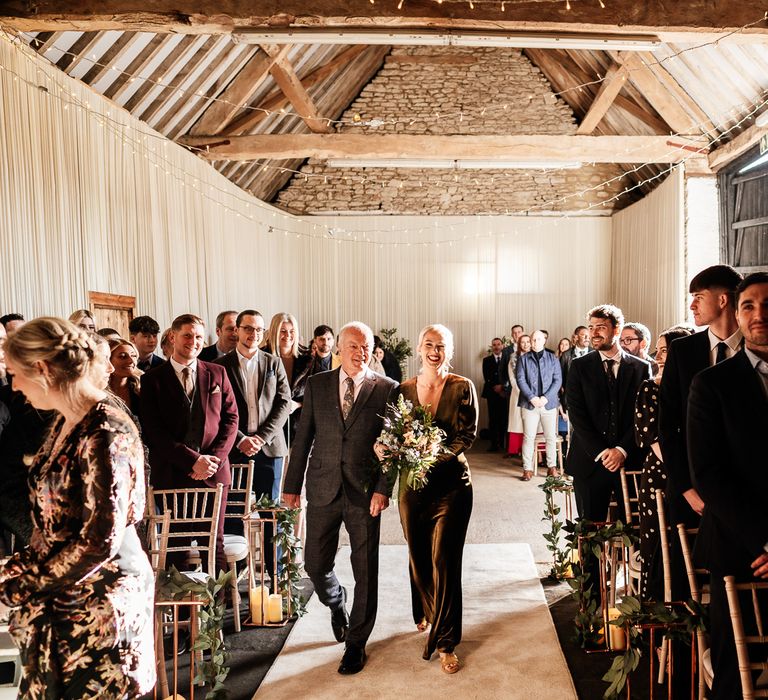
284, 321, 399, 675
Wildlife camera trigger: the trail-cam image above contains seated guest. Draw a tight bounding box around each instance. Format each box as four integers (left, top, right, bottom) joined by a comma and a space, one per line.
0, 318, 155, 697
160, 327, 173, 359
68, 309, 96, 332
199, 310, 238, 362
516, 330, 562, 481
108, 337, 142, 416
0, 313, 25, 333
688, 271, 768, 700
635, 325, 692, 601
309, 324, 341, 375
505, 333, 530, 457
129, 315, 164, 372
262, 313, 311, 442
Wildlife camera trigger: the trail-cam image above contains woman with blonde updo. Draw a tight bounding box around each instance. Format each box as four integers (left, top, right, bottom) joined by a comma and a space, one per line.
0, 317, 155, 698
377, 324, 477, 675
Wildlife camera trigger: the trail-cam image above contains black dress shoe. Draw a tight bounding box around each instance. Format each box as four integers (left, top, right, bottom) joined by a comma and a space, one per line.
331, 587, 349, 643
338, 643, 366, 675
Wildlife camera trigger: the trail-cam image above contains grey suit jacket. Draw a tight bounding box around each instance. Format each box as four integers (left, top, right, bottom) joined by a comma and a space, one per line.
214, 349, 291, 458
284, 367, 399, 507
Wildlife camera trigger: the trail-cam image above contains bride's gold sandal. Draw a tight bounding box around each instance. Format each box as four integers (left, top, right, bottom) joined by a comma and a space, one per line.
416, 618, 429, 633
439, 652, 460, 674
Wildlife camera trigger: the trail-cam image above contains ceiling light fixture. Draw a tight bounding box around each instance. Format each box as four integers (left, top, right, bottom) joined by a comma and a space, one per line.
325, 158, 583, 169
233, 29, 661, 52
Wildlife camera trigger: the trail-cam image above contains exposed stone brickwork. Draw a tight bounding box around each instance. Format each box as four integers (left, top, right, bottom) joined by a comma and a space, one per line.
276, 46, 637, 215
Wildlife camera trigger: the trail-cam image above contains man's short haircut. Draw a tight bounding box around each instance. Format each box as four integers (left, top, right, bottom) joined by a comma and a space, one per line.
624, 322, 651, 345
236, 309, 263, 327
215, 310, 238, 330
171, 314, 205, 331
540, 329, 549, 338
736, 271, 768, 304
661, 325, 694, 347
492, 337, 502, 344
96, 327, 119, 337
0, 313, 24, 328
511, 324, 523, 332
689, 265, 742, 295
588, 304, 625, 330
573, 325, 588, 334
314, 324, 334, 338
128, 315, 160, 335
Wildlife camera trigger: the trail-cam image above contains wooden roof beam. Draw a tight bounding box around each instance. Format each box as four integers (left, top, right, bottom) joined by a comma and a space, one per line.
4, 1, 768, 41
190, 44, 291, 136
708, 122, 768, 171
261, 45, 333, 134
177, 133, 708, 164
576, 64, 629, 135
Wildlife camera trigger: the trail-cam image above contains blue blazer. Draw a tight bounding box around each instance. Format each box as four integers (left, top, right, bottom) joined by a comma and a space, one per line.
516, 351, 562, 410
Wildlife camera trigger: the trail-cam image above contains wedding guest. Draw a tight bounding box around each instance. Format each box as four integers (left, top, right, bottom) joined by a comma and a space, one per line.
68, 309, 96, 332
160, 327, 173, 359
556, 338, 571, 358
374, 335, 403, 383
505, 333, 530, 457
379, 324, 477, 674
96, 327, 121, 341
621, 322, 656, 373
199, 310, 238, 362
481, 337, 507, 452
308, 324, 341, 375
0, 314, 25, 333
516, 330, 562, 480
263, 313, 312, 442
368, 350, 386, 376
0, 317, 155, 697
107, 337, 142, 416
635, 325, 692, 601
285, 322, 398, 675
129, 315, 164, 372
688, 272, 768, 700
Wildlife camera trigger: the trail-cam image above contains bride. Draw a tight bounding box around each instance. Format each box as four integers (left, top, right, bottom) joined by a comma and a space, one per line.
378, 324, 477, 674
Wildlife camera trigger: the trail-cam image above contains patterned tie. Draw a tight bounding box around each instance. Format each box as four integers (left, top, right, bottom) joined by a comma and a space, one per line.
715, 342, 728, 364
342, 377, 355, 420
181, 367, 194, 399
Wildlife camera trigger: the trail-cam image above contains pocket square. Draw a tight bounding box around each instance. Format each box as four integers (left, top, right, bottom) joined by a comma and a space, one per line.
266, 369, 275, 378
211, 384, 221, 394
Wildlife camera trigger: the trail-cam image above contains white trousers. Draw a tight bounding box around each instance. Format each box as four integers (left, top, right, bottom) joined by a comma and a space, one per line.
521, 406, 558, 471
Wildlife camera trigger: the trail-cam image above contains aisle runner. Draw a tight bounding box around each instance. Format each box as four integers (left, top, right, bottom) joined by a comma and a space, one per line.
256, 543, 577, 700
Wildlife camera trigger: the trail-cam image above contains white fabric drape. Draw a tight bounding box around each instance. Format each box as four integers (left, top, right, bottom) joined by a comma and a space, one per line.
610, 169, 686, 339
2, 35, 695, 415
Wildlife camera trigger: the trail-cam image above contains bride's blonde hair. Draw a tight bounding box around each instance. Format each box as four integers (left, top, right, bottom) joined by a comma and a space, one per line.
417, 324, 454, 368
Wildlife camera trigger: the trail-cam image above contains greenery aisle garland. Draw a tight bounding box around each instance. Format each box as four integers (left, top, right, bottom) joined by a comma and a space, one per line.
539, 474, 575, 581
156, 567, 233, 700
253, 494, 308, 618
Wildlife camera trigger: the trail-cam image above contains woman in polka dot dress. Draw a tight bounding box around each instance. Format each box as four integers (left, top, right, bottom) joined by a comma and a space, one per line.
635, 325, 693, 600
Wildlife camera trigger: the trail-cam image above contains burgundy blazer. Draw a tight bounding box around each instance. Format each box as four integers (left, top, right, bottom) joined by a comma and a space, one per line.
140, 360, 239, 489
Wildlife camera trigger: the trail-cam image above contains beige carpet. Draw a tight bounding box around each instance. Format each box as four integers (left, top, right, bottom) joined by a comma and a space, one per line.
255, 543, 577, 699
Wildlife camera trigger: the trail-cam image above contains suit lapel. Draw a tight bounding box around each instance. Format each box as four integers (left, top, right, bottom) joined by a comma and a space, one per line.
344, 373, 376, 431
328, 368, 346, 429
616, 350, 635, 404
197, 361, 210, 413
164, 361, 187, 404
225, 352, 246, 400
257, 351, 268, 398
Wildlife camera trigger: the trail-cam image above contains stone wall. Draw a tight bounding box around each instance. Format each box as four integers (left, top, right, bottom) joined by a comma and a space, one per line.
276, 46, 635, 215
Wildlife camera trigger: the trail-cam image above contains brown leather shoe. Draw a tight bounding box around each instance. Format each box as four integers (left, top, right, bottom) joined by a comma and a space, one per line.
547, 467, 558, 477
521, 471, 533, 481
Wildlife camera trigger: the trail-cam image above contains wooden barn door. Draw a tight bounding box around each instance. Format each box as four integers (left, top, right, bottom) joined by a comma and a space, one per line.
88, 292, 135, 338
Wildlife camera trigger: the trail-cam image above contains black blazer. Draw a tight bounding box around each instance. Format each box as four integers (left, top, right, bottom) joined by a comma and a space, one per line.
565, 350, 650, 478
481, 354, 504, 399
658, 330, 711, 496
198, 343, 225, 363
688, 351, 768, 574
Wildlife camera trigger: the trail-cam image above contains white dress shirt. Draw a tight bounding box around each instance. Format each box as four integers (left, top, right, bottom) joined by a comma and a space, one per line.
339, 367, 370, 407
170, 357, 197, 395
237, 349, 260, 433
707, 328, 742, 365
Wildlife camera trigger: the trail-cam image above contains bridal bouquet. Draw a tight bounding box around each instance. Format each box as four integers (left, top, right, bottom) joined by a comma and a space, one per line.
377, 394, 448, 491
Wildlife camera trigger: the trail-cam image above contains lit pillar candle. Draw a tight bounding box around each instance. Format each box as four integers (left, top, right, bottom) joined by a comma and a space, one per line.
249, 585, 268, 624
608, 607, 626, 651
267, 593, 283, 623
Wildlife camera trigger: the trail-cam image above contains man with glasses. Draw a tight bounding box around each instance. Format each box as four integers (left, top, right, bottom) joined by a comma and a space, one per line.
215, 309, 291, 504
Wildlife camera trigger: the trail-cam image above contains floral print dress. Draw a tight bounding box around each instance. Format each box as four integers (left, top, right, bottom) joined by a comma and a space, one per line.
0, 401, 155, 698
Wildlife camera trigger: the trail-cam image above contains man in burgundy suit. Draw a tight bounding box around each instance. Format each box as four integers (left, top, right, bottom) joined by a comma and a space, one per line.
141, 313, 239, 571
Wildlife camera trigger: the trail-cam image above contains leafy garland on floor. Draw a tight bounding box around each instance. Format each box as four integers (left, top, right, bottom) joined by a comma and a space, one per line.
539, 474, 576, 580
156, 567, 233, 700
562, 519, 708, 699
253, 495, 308, 618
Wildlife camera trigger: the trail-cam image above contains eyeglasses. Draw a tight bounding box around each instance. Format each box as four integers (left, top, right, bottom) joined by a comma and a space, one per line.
619, 337, 642, 345
239, 325, 265, 335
